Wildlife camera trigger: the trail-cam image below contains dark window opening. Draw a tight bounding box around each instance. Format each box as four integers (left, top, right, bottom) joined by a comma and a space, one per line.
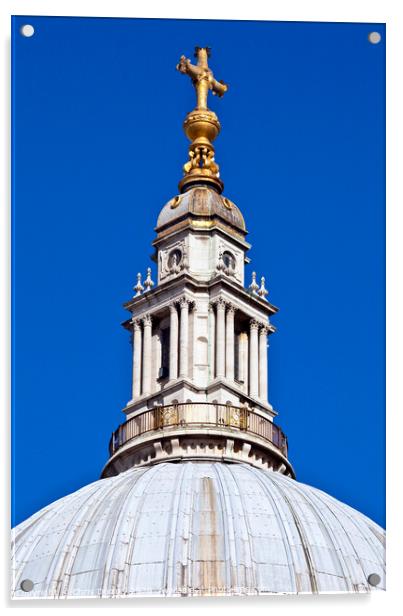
159, 327, 170, 379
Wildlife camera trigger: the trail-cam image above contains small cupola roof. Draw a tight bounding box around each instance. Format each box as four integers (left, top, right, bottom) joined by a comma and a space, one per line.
155, 185, 247, 239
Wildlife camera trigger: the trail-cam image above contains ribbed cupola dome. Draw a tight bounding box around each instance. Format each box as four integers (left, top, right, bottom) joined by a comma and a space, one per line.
155, 186, 247, 239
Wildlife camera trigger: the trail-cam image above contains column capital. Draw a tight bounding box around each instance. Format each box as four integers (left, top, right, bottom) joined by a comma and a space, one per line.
250, 318, 260, 330
169, 302, 178, 312
142, 314, 152, 327
259, 323, 271, 335
215, 296, 227, 310
179, 296, 191, 309
132, 318, 142, 331
226, 303, 236, 315
179, 296, 196, 312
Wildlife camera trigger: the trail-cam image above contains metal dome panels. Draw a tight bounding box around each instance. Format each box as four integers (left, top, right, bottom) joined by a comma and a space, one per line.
156, 186, 246, 235
11, 462, 385, 598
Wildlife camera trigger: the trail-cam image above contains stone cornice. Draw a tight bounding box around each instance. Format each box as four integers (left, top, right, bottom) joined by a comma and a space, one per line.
123, 272, 278, 318
208, 276, 278, 315
153, 214, 250, 249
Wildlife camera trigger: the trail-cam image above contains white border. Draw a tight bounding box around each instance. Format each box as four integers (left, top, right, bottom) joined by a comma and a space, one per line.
1, 1, 401, 615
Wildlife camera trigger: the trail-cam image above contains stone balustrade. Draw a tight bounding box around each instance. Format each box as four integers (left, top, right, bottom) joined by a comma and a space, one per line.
109, 402, 288, 458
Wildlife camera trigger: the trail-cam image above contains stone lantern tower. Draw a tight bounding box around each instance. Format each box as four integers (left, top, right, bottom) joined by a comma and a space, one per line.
102, 47, 293, 479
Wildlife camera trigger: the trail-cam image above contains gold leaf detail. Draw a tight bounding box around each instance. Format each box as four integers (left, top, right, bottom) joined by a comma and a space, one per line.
170, 195, 183, 209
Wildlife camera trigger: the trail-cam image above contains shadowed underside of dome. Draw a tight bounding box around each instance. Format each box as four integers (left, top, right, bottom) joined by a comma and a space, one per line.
11, 462, 385, 598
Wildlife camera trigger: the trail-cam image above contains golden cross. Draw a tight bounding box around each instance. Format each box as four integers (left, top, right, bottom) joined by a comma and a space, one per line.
177, 46, 228, 110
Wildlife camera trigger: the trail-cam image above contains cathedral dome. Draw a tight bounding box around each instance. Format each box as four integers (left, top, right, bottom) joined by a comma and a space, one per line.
12, 462, 385, 598
156, 186, 246, 235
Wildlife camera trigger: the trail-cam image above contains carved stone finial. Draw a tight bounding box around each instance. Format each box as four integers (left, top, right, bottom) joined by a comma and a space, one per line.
248, 271, 259, 295
133, 273, 144, 297
144, 267, 154, 293
258, 276, 269, 300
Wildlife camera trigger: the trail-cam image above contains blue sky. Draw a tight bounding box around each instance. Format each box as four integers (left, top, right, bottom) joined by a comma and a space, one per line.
12, 16, 385, 527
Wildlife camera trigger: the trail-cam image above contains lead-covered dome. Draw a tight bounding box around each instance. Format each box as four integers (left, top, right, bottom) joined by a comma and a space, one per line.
12, 462, 385, 598
156, 186, 246, 236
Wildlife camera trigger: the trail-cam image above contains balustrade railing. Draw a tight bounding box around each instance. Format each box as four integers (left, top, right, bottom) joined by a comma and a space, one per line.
109, 403, 288, 458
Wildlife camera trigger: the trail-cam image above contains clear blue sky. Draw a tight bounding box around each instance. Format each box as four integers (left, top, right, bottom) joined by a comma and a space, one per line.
12, 16, 385, 527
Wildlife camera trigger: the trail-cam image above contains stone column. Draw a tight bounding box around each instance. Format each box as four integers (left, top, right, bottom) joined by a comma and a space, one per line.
249, 319, 259, 398
169, 303, 179, 380
132, 319, 142, 399
225, 304, 235, 381
208, 303, 216, 380
242, 332, 249, 393
179, 298, 189, 378
216, 298, 226, 379
266, 335, 270, 402
238, 332, 247, 388
142, 314, 152, 395
259, 325, 268, 401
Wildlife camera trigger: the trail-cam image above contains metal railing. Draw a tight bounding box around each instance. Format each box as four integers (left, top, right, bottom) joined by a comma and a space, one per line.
109, 403, 288, 458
